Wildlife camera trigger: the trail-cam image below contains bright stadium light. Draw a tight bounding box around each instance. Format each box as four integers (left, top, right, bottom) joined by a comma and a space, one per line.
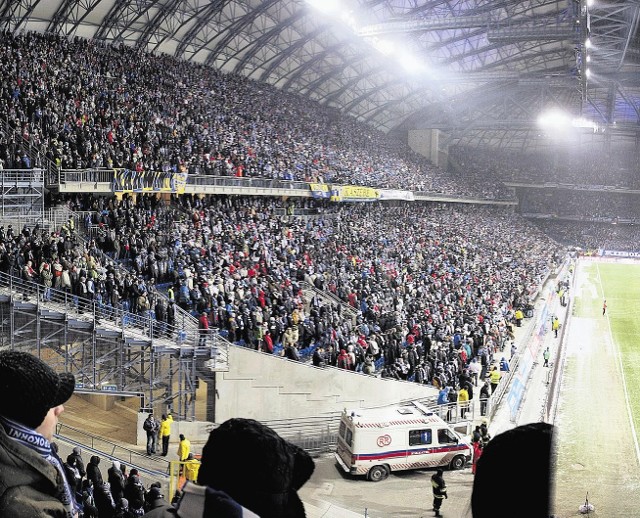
538, 110, 571, 129
370, 37, 396, 56
585, 38, 592, 49
306, 0, 341, 15
398, 52, 425, 74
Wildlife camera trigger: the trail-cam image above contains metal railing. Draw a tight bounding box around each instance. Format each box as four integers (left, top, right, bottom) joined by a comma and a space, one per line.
298, 280, 359, 323
0, 270, 197, 346
58, 169, 312, 191
55, 422, 169, 477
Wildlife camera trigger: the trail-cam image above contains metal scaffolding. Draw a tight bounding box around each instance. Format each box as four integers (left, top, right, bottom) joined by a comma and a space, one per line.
0, 273, 229, 420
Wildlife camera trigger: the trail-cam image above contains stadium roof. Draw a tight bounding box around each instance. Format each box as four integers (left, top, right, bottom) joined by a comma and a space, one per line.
7, 0, 640, 151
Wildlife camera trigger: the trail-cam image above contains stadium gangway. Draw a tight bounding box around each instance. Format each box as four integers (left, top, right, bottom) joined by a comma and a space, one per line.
0, 271, 228, 417
57, 168, 311, 191
298, 280, 359, 324
61, 205, 202, 345
55, 422, 170, 490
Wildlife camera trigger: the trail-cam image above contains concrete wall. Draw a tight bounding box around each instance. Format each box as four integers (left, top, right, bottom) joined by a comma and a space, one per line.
211, 346, 438, 422
408, 129, 440, 167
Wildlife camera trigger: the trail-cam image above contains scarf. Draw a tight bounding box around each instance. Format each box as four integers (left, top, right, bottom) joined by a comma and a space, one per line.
0, 416, 78, 518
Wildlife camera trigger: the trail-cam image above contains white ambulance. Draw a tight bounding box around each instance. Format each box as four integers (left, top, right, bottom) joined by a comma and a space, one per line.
335, 400, 472, 481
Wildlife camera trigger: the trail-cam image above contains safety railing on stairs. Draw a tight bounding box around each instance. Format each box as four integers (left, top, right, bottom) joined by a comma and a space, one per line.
0, 270, 198, 347
56, 422, 170, 477
298, 280, 359, 323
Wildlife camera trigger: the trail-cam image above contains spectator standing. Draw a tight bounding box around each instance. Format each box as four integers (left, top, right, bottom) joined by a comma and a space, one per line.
87, 455, 104, 487
198, 311, 209, 346
458, 385, 470, 420
430, 468, 448, 517
479, 380, 491, 416
468, 357, 481, 386
143, 413, 158, 455
0, 350, 78, 517
108, 461, 125, 503
69, 446, 86, 482
159, 413, 173, 457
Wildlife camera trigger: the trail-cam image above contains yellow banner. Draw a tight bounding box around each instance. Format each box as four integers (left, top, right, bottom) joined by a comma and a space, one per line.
334, 185, 380, 201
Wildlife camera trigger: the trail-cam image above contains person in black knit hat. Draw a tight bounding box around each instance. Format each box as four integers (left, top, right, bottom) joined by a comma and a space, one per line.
144, 418, 315, 518
0, 349, 78, 517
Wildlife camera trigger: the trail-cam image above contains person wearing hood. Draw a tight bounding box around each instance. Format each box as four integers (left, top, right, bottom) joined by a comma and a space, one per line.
87, 455, 104, 487
108, 461, 125, 503
143, 482, 172, 513
0, 350, 79, 517
94, 481, 116, 518
69, 446, 86, 481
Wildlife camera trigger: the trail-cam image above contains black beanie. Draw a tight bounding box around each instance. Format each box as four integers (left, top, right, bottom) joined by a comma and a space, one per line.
198, 418, 315, 518
0, 350, 75, 429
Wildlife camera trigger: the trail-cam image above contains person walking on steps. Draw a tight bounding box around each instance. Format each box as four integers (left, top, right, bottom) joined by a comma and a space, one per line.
431, 468, 448, 516
543, 347, 550, 367
603, 299, 607, 316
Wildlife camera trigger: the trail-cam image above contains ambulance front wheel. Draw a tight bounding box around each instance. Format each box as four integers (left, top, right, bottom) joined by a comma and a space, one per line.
450, 455, 466, 470
367, 465, 389, 482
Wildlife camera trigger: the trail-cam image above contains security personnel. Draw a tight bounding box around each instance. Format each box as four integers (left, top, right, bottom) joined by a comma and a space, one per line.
183, 453, 201, 482
552, 316, 560, 338
431, 468, 448, 517
514, 308, 524, 327
489, 365, 501, 394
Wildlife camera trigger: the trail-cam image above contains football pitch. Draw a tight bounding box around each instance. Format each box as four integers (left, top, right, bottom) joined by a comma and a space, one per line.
553, 259, 640, 517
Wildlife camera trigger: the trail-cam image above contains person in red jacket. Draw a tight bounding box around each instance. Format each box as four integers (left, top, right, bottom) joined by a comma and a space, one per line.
198, 311, 209, 346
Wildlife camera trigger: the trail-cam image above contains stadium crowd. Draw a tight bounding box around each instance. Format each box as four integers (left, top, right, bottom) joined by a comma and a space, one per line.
58, 193, 560, 386
0, 31, 512, 200
450, 144, 640, 189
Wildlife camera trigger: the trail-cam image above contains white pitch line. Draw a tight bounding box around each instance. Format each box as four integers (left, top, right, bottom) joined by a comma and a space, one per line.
596, 261, 640, 467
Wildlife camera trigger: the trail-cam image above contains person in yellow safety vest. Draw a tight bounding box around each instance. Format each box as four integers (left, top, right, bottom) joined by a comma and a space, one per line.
489, 365, 501, 394
177, 434, 191, 461
552, 316, 560, 338
159, 413, 173, 456
184, 453, 201, 482
458, 385, 470, 419
514, 308, 524, 327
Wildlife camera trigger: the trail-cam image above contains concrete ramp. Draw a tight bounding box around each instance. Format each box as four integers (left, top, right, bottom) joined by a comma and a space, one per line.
212, 346, 438, 422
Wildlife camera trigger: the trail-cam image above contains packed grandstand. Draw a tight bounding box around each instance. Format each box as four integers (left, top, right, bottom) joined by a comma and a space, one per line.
0, 15, 638, 518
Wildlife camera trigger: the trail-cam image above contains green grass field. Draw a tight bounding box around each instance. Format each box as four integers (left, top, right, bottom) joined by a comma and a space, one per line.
553, 260, 640, 516
593, 263, 640, 446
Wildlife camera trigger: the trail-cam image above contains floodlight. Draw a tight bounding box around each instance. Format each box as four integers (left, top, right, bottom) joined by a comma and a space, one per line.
306, 0, 340, 15
586, 55, 591, 63
585, 68, 591, 78
585, 38, 592, 49
370, 38, 395, 56
537, 110, 571, 129
398, 52, 424, 74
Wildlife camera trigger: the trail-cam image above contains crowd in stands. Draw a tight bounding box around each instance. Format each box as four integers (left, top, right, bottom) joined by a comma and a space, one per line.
519, 189, 640, 221
450, 144, 640, 189
59, 193, 562, 391
61, 448, 173, 517
0, 31, 510, 200
530, 220, 640, 252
